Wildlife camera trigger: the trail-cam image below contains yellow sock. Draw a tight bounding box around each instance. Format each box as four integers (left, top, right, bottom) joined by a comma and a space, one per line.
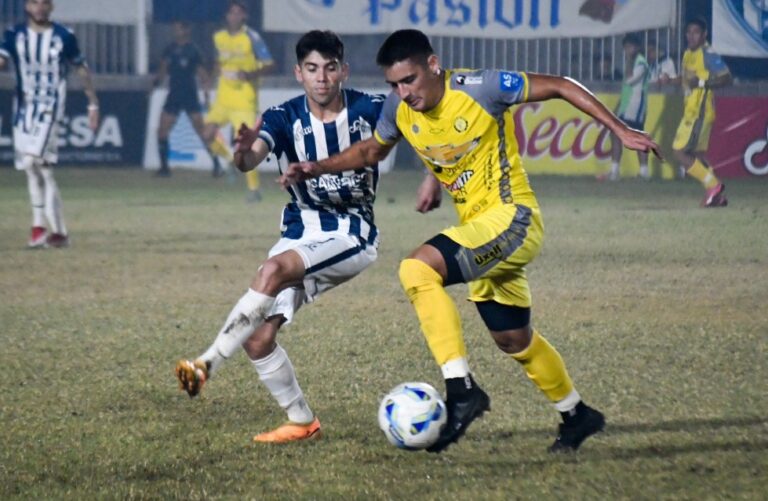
510, 330, 574, 402
687, 159, 719, 189
209, 135, 233, 162
399, 258, 466, 365
246, 169, 260, 191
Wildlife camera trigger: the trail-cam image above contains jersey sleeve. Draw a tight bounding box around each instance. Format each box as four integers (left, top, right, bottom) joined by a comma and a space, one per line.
486, 70, 528, 106
259, 106, 289, 157
247, 29, 273, 65
62, 28, 85, 66
704, 50, 730, 77
373, 92, 402, 145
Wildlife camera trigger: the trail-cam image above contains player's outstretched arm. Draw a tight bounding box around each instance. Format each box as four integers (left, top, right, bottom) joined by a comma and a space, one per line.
76, 64, 99, 131
278, 137, 394, 187
233, 118, 269, 172
526, 73, 661, 158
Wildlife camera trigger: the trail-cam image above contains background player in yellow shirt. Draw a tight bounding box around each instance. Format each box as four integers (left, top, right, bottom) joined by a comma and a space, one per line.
661, 18, 732, 207
204, 1, 273, 200
281, 29, 658, 453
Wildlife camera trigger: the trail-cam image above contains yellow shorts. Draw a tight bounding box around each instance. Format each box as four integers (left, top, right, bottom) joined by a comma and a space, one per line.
205, 101, 256, 131
673, 115, 713, 152
441, 204, 543, 308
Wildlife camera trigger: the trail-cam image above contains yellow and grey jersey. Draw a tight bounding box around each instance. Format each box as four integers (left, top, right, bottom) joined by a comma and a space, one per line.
374, 69, 538, 223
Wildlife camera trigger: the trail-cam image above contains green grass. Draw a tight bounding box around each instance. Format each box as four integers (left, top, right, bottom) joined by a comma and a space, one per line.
1, 168, 766, 500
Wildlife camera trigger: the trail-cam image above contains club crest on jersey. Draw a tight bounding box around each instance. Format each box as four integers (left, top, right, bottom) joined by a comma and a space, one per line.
415, 137, 480, 167
349, 117, 372, 135
500, 72, 523, 92
453, 117, 469, 133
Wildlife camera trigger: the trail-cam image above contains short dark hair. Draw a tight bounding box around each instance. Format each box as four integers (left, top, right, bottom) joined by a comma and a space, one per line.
228, 1, 248, 13
376, 29, 434, 67
622, 33, 641, 48
686, 16, 708, 32
295, 30, 344, 63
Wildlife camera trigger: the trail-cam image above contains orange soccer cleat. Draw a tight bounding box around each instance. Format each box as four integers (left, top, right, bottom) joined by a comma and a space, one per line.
252, 417, 322, 443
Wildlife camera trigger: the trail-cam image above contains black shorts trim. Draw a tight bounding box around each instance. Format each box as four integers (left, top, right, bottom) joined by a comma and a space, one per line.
424, 233, 464, 286
475, 301, 531, 331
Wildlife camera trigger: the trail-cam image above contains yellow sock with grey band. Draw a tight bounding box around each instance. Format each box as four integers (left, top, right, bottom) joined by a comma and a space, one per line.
246, 169, 260, 191
399, 258, 466, 365
687, 159, 719, 189
510, 330, 574, 403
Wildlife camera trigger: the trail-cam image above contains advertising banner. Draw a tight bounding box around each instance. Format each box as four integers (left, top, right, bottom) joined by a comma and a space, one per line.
708, 96, 768, 177
712, 0, 768, 58
0, 90, 148, 166
517, 93, 683, 179
264, 0, 675, 39
143, 87, 397, 173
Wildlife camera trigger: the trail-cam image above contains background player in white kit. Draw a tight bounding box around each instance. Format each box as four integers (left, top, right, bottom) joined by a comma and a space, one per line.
0, 0, 99, 248
604, 33, 650, 181
175, 30, 390, 443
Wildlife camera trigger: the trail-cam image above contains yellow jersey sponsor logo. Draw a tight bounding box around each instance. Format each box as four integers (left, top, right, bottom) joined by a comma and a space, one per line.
415, 137, 480, 167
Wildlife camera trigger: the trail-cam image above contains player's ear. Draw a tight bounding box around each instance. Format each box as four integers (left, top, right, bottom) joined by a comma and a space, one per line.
341, 62, 350, 81
427, 54, 440, 76
294, 64, 303, 83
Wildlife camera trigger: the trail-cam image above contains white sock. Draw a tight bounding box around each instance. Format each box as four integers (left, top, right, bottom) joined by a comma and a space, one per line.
252, 344, 314, 424
441, 357, 470, 379
25, 167, 46, 228
554, 388, 582, 413
609, 162, 620, 179
200, 288, 275, 375
40, 167, 66, 235
639, 162, 649, 178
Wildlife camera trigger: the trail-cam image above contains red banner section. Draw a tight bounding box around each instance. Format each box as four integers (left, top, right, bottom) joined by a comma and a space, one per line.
514, 93, 767, 178
709, 96, 768, 178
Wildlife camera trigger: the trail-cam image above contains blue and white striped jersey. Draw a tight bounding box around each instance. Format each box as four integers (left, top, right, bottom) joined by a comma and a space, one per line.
259, 88, 385, 246
0, 22, 85, 121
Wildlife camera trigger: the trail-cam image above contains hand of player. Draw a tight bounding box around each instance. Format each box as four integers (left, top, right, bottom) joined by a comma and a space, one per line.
233, 117, 263, 171
618, 127, 662, 159
686, 75, 700, 88
658, 73, 670, 85
415, 173, 442, 213
278, 161, 322, 188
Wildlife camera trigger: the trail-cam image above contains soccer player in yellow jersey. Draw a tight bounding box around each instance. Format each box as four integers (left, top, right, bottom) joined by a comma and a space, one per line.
204, 1, 273, 200
281, 29, 659, 453
662, 18, 732, 207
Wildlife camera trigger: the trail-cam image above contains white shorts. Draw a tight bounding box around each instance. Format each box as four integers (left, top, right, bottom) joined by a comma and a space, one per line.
13, 102, 60, 170
267, 231, 378, 324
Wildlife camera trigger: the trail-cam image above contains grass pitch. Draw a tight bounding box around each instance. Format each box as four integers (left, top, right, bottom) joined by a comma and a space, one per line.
0, 167, 766, 500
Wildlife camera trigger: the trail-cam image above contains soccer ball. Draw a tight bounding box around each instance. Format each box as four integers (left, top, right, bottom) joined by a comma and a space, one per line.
377, 382, 447, 450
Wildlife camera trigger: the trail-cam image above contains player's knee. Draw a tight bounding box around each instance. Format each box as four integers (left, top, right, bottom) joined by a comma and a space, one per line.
490, 327, 532, 354
399, 258, 441, 299
476, 301, 532, 353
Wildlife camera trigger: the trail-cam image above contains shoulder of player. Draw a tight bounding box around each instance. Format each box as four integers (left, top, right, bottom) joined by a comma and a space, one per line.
51, 22, 77, 38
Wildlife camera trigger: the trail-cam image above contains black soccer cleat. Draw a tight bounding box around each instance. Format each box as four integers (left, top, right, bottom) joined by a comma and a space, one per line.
548, 403, 605, 453
427, 378, 490, 453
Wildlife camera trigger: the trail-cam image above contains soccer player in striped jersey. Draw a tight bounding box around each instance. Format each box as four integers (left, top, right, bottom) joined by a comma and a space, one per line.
175, 30, 387, 443
604, 33, 651, 181
0, 0, 98, 248
281, 29, 659, 453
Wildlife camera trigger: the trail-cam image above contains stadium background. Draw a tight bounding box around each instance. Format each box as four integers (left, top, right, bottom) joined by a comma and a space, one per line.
0, 0, 767, 178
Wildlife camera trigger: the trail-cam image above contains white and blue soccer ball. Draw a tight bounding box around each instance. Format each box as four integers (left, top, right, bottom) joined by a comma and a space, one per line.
377, 382, 447, 450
